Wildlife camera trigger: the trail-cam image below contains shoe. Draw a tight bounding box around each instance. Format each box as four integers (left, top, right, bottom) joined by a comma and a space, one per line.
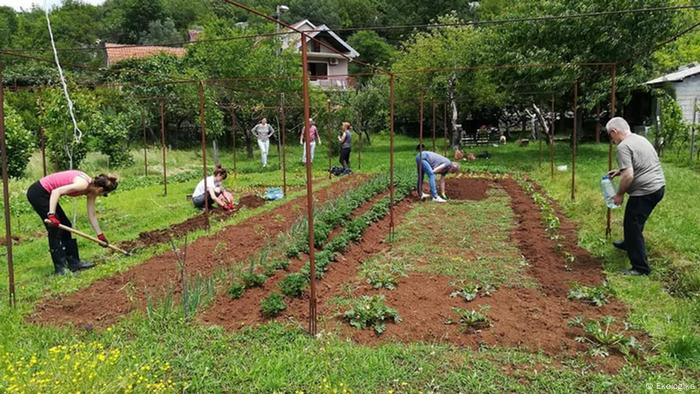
621, 268, 647, 276
432, 196, 447, 203
64, 239, 95, 272
49, 244, 70, 275
421, 193, 431, 200
612, 240, 626, 251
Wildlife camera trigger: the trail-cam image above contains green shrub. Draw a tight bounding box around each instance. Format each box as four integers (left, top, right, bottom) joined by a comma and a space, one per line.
260, 293, 286, 318
278, 273, 308, 297
241, 271, 267, 288
342, 295, 400, 335
3, 104, 34, 178
227, 283, 245, 299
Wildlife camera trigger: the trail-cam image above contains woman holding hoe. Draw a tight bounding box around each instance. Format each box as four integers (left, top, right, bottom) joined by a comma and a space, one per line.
26, 170, 118, 275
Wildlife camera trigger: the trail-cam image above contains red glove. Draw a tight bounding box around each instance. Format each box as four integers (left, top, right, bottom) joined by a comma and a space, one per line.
47, 213, 61, 228
97, 233, 109, 247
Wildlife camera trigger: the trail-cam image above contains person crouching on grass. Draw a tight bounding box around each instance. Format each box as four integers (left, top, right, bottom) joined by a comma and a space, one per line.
26, 170, 118, 275
416, 148, 460, 203
192, 165, 235, 211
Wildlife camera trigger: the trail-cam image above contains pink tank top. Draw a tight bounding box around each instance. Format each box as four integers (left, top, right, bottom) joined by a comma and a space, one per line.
40, 170, 91, 197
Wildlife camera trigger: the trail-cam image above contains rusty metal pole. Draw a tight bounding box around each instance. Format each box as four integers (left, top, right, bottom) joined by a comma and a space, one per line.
389, 74, 396, 239
198, 81, 209, 227
327, 99, 332, 180
432, 101, 437, 151
280, 93, 287, 196
571, 81, 578, 201
39, 127, 47, 177
443, 102, 448, 156
550, 95, 555, 179
606, 64, 617, 238
595, 104, 601, 144
418, 93, 424, 198
160, 101, 167, 196
142, 111, 148, 176
301, 33, 317, 336
231, 107, 237, 178
0, 65, 16, 307
690, 97, 697, 164
539, 118, 543, 168
357, 131, 362, 170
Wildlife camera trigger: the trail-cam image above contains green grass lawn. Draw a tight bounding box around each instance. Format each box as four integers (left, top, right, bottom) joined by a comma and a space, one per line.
0, 134, 699, 393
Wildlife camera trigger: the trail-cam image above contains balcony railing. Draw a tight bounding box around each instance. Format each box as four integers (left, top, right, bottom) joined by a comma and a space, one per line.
309, 76, 355, 90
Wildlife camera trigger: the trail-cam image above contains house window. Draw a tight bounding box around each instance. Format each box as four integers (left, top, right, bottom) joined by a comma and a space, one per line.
308, 62, 328, 79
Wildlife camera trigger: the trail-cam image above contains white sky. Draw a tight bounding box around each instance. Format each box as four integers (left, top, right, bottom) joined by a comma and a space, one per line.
0, 0, 105, 11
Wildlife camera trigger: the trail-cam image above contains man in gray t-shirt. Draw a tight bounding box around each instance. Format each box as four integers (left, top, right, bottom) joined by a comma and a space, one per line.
606, 117, 665, 275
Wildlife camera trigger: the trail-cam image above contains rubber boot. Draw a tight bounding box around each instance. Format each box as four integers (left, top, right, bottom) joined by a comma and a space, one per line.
65, 238, 95, 272
49, 243, 70, 276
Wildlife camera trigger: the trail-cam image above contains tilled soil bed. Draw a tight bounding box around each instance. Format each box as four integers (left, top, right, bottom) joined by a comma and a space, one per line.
119, 195, 267, 251
29, 176, 367, 329
201, 177, 631, 369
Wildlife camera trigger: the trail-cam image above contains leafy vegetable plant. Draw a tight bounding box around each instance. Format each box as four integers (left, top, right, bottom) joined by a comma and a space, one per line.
568, 316, 642, 357
568, 283, 613, 307
260, 293, 286, 318
342, 295, 400, 335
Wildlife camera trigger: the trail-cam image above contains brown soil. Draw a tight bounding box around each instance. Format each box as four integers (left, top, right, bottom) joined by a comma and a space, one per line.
119, 194, 267, 251
29, 175, 367, 329
445, 177, 490, 200
200, 177, 631, 371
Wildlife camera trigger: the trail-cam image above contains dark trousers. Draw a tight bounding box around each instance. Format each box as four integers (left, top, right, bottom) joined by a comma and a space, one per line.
340, 147, 351, 169
624, 186, 665, 274
26, 181, 72, 251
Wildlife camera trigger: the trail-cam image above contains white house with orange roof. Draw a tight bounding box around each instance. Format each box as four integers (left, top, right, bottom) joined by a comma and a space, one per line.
283, 20, 360, 90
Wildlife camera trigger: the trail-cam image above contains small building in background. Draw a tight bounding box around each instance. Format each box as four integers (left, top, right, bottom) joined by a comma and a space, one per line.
646, 63, 700, 124
283, 20, 359, 90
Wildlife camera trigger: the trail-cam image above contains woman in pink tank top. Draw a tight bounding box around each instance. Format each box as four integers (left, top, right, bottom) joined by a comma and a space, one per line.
26, 171, 119, 275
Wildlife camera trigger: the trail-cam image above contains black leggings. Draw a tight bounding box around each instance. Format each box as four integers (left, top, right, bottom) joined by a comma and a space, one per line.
340, 147, 351, 169
26, 181, 72, 250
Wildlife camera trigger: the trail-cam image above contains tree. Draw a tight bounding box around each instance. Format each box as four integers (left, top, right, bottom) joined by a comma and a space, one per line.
38, 88, 101, 170
392, 14, 500, 145
3, 103, 34, 178
347, 30, 396, 78
141, 18, 183, 45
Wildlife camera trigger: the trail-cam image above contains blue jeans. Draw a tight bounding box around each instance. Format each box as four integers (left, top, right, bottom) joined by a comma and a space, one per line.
416, 153, 437, 198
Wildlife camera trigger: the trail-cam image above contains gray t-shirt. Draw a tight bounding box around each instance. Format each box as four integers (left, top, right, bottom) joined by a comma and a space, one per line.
341, 130, 352, 149
616, 133, 665, 196
251, 124, 275, 142
419, 151, 451, 173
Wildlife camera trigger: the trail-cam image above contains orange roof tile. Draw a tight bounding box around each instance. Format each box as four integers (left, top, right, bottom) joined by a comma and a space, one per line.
105, 43, 186, 66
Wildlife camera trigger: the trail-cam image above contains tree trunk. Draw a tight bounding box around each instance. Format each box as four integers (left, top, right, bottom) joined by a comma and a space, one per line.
448, 74, 459, 149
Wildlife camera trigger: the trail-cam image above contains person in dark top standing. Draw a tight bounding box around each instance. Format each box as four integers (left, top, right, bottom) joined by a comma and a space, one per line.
606, 117, 666, 276
416, 150, 460, 203
338, 122, 352, 171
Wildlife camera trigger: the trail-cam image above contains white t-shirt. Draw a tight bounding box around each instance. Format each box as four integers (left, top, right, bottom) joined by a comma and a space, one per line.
193, 176, 220, 198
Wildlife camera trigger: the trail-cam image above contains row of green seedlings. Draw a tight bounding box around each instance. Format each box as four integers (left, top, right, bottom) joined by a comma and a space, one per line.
226, 174, 414, 320
223, 175, 392, 315
518, 178, 576, 271
287, 174, 394, 257
274, 178, 415, 327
